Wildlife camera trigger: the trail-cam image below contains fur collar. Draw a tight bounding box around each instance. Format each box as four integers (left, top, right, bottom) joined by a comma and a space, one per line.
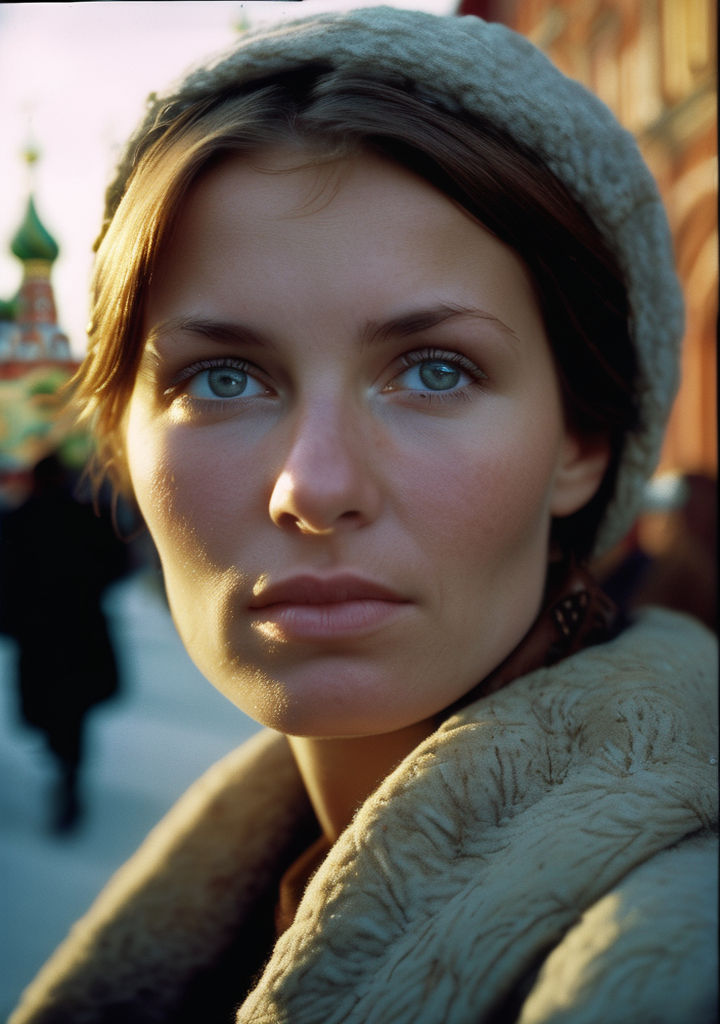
11, 609, 718, 1024
240, 607, 717, 1022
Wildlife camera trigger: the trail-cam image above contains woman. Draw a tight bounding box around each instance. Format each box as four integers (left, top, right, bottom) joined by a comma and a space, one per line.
11, 7, 716, 1023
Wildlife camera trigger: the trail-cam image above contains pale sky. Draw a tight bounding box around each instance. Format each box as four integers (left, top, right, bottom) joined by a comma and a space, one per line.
0, 1, 455, 355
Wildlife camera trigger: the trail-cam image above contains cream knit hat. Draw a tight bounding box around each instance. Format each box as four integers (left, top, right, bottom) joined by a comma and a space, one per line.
103, 5, 684, 557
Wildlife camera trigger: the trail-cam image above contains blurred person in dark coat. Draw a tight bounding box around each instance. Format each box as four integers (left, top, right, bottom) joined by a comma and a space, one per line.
0, 453, 129, 831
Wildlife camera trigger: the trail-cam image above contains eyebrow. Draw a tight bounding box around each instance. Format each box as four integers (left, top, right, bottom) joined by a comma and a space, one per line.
145, 316, 272, 350
144, 304, 519, 350
363, 304, 520, 347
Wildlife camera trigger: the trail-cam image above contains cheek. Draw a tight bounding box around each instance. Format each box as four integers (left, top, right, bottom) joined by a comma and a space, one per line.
415, 431, 563, 672
125, 405, 210, 582
407, 426, 561, 566
125, 415, 242, 654
126, 413, 250, 564
125, 415, 177, 545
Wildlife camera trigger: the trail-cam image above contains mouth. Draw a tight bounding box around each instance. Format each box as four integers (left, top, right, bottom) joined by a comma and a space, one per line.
248, 574, 413, 642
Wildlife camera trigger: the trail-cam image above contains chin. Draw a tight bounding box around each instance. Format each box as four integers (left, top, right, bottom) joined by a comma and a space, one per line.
211, 659, 439, 739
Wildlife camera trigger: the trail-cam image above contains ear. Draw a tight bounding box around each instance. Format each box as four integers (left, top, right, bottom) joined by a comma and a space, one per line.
550, 432, 611, 518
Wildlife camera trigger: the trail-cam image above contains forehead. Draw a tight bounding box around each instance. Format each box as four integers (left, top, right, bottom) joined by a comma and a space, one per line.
145, 145, 545, 351
170, 145, 475, 248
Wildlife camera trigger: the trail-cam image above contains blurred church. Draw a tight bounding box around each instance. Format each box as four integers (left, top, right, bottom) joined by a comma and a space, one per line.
0, 151, 82, 508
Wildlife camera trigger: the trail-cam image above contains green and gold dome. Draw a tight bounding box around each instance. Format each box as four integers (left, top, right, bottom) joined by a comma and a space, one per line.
10, 195, 60, 266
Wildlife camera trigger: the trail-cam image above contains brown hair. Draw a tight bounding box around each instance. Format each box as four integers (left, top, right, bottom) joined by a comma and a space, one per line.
77, 66, 638, 558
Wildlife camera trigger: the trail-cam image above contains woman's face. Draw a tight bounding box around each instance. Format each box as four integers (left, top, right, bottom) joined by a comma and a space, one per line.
125, 148, 599, 738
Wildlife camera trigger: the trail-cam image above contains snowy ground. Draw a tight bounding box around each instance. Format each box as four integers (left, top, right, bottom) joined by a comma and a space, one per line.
0, 572, 259, 1020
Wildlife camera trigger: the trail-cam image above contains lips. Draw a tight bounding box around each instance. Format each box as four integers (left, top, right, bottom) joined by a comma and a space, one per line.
248, 574, 412, 641
249, 574, 407, 608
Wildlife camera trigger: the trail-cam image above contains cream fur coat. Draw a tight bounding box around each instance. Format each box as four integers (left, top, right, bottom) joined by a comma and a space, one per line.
10, 608, 718, 1024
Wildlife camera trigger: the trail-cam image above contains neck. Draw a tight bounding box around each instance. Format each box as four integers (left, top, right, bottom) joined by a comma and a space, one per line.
288, 719, 435, 843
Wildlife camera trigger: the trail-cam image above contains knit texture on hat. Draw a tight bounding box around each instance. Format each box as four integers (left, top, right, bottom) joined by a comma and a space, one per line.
103, 6, 684, 557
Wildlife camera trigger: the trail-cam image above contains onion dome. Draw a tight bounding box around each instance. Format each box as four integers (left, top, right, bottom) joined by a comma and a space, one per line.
11, 196, 59, 264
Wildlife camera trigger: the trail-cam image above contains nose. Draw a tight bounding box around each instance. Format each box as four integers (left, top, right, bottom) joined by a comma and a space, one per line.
269, 402, 381, 535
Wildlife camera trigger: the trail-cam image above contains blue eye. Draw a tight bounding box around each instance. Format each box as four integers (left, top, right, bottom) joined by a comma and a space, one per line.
417, 361, 462, 391
389, 351, 482, 395
185, 363, 267, 400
